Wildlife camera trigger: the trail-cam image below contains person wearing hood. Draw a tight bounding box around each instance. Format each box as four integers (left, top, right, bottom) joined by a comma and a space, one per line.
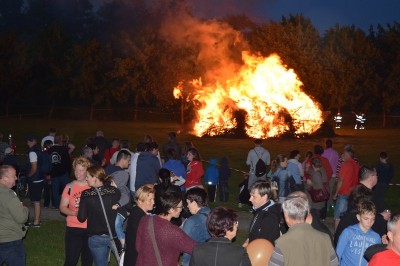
243, 180, 282, 248
162, 148, 186, 191
181, 187, 211, 266
204, 157, 219, 202
135, 142, 161, 190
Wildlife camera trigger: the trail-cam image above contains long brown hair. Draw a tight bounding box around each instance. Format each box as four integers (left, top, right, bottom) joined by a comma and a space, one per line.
87, 166, 113, 184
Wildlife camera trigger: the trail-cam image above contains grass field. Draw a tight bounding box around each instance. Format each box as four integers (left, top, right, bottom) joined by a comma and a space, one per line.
2, 118, 400, 265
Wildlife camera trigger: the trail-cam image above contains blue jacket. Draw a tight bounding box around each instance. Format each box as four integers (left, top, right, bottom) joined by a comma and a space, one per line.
135, 151, 161, 190
336, 223, 381, 266
204, 158, 219, 185
181, 207, 211, 266
273, 167, 291, 197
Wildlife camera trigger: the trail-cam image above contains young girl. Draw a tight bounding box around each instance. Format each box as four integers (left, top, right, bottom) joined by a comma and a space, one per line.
184, 148, 204, 191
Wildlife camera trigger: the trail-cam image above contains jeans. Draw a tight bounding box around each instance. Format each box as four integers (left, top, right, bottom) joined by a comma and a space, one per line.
115, 213, 126, 245
88, 235, 118, 266
218, 181, 229, 202
64, 227, 93, 266
0, 239, 26, 266
51, 172, 70, 209
334, 194, 348, 219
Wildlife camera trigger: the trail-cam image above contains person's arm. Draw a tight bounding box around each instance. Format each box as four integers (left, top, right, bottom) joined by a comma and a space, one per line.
329, 246, 339, 266
8, 191, 29, 224
333, 179, 343, 200
268, 245, 284, 266
335, 228, 349, 261
60, 196, 77, 216
68, 143, 75, 154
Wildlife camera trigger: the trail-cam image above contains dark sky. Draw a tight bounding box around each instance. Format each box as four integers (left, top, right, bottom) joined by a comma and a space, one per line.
91, 0, 400, 33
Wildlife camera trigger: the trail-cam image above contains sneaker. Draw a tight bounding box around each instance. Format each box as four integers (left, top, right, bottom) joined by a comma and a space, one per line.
25, 222, 41, 228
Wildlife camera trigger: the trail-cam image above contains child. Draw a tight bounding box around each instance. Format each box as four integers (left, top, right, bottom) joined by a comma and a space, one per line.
203, 158, 219, 202
218, 157, 231, 202
336, 199, 381, 266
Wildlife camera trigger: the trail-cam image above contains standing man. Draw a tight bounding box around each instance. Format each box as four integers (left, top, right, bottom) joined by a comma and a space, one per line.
369, 213, 400, 265
322, 139, 339, 210
243, 181, 281, 248
374, 151, 394, 213
246, 139, 270, 190
269, 193, 338, 266
48, 134, 71, 210
0, 165, 29, 266
26, 135, 44, 227
332, 149, 359, 230
162, 132, 181, 159
135, 142, 161, 191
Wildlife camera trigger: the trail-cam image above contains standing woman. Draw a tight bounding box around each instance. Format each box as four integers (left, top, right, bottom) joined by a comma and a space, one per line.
306, 157, 328, 220
184, 148, 204, 191
60, 157, 93, 266
136, 192, 196, 266
123, 184, 155, 266
77, 166, 121, 266
272, 154, 291, 203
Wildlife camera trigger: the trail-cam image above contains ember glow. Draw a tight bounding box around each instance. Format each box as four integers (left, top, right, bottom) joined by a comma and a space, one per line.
174, 51, 323, 138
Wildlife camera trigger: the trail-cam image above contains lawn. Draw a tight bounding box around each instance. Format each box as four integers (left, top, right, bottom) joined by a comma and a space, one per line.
1, 118, 399, 265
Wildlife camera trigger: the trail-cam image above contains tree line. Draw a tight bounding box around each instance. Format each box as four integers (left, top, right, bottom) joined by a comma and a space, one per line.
0, 0, 399, 126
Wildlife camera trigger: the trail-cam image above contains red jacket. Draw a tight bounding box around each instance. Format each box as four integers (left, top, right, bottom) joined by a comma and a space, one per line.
185, 161, 204, 188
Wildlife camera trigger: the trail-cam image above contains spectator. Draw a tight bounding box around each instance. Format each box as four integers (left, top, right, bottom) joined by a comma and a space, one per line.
135, 142, 161, 191
369, 213, 400, 265
271, 154, 292, 203
77, 166, 121, 266
218, 157, 231, 202
287, 150, 304, 191
128, 142, 146, 197
61, 133, 76, 155
203, 157, 219, 202
374, 151, 394, 213
243, 181, 281, 248
104, 138, 120, 166
110, 139, 132, 166
306, 157, 328, 220
3, 147, 20, 175
246, 139, 270, 189
0, 132, 10, 164
322, 139, 339, 210
181, 142, 195, 170
40, 127, 57, 149
190, 207, 251, 266
336, 199, 381, 266
269, 193, 338, 266
59, 157, 93, 266
181, 187, 211, 265
135, 192, 196, 266
123, 184, 155, 266
184, 148, 204, 191
162, 132, 181, 160
162, 148, 187, 191
0, 165, 29, 266
93, 130, 110, 162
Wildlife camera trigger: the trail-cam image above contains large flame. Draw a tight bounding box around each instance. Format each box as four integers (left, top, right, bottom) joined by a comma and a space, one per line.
174, 51, 323, 138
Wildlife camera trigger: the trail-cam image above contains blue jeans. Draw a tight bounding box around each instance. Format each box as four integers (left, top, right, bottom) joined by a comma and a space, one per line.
115, 213, 126, 245
88, 235, 118, 266
0, 239, 26, 266
51, 172, 70, 208
334, 194, 348, 219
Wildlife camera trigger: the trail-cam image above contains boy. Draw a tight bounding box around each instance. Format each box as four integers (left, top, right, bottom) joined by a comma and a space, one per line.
336, 199, 381, 266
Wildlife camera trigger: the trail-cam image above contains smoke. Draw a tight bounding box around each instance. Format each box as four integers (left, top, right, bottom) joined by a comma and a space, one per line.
159, 1, 252, 84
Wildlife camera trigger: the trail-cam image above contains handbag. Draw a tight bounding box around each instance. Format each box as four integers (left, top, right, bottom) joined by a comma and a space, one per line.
94, 187, 121, 265
149, 215, 163, 266
307, 170, 330, 202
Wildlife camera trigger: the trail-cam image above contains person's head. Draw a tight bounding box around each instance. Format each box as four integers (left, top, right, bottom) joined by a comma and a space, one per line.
183, 142, 194, 153
167, 132, 176, 141
111, 138, 120, 148
207, 207, 238, 240
379, 151, 388, 163
116, 150, 131, 169
185, 187, 208, 214
356, 199, 376, 233
344, 144, 353, 152
157, 192, 183, 218
119, 139, 130, 149
53, 134, 62, 145
82, 146, 93, 159
254, 139, 263, 146
136, 142, 146, 152
276, 154, 288, 168
359, 165, 377, 189
289, 150, 301, 160
166, 148, 178, 161
143, 134, 153, 143
270, 159, 278, 173
96, 130, 104, 137
26, 135, 37, 148
311, 157, 322, 169
146, 142, 159, 155
73, 156, 91, 181
250, 181, 271, 208
282, 194, 309, 227
387, 213, 400, 255
187, 148, 201, 162
158, 168, 172, 187
86, 166, 113, 187
49, 127, 57, 136
325, 139, 333, 148
43, 140, 53, 151
0, 165, 17, 188
135, 184, 155, 212
313, 145, 324, 155
305, 151, 313, 159
343, 149, 354, 161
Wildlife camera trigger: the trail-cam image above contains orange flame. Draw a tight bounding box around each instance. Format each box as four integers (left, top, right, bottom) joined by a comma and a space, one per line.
175, 51, 323, 138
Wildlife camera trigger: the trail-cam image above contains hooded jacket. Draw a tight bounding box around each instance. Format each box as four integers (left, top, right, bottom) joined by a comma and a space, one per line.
204, 158, 219, 185
248, 199, 282, 245
336, 223, 381, 266
135, 151, 161, 190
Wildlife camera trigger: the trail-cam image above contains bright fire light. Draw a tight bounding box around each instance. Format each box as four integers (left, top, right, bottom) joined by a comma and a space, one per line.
174, 51, 323, 138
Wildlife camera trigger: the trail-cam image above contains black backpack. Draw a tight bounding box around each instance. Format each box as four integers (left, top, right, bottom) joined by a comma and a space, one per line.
254, 150, 267, 177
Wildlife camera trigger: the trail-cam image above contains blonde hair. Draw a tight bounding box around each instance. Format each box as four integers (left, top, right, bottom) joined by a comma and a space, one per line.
73, 156, 91, 171
135, 184, 155, 203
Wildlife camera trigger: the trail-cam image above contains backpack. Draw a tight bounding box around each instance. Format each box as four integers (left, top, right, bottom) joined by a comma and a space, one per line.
254, 149, 267, 177
35, 149, 52, 174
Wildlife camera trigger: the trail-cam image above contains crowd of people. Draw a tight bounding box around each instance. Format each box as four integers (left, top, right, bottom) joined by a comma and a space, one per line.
0, 128, 398, 266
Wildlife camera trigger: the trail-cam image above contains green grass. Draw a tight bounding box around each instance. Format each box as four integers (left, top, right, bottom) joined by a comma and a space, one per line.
2, 118, 400, 265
